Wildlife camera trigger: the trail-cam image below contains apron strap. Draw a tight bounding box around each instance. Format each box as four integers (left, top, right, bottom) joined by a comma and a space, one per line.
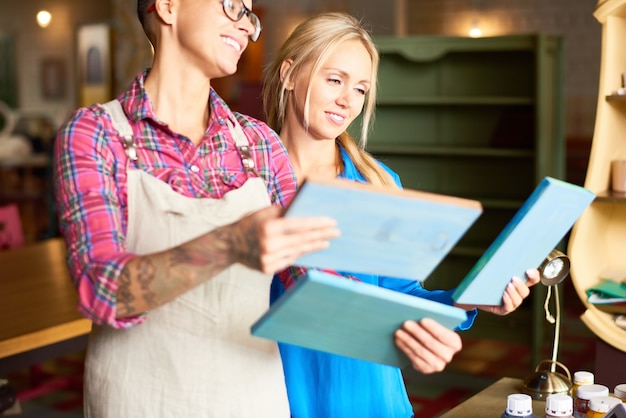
101, 99, 140, 164
101, 100, 258, 178
226, 118, 259, 177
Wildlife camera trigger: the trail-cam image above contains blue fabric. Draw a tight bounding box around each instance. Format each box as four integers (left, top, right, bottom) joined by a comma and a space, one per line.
271, 145, 478, 417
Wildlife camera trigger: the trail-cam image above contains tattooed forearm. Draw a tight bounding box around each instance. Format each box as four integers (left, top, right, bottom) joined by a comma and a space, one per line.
136, 258, 156, 291
112, 227, 235, 317
116, 257, 167, 318
117, 267, 135, 317
136, 258, 158, 311
115, 222, 251, 319
170, 247, 211, 267
215, 224, 261, 270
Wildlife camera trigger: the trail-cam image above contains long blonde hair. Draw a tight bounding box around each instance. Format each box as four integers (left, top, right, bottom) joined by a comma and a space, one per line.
263, 12, 398, 188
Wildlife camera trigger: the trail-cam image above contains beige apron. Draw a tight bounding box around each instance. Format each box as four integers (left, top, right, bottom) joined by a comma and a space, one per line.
83, 101, 290, 417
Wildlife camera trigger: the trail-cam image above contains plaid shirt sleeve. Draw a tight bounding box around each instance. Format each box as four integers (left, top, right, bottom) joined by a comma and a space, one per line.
54, 106, 142, 329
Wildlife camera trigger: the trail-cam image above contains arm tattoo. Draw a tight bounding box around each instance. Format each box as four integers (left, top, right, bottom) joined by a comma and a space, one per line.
117, 267, 135, 317
136, 258, 155, 291
136, 258, 157, 309
115, 223, 249, 317
218, 225, 260, 270
170, 247, 211, 267
243, 228, 260, 266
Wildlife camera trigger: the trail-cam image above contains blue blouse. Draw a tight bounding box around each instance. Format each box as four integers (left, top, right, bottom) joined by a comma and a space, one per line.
270, 145, 478, 418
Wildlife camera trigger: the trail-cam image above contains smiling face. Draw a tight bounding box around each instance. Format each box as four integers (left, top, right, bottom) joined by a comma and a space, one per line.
287, 39, 373, 142
173, 0, 257, 78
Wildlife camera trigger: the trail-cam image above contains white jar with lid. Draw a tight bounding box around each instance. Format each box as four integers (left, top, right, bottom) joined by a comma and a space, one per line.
585, 395, 622, 417
574, 384, 610, 418
545, 393, 574, 417
502, 393, 536, 418
571, 372, 594, 398
613, 384, 626, 402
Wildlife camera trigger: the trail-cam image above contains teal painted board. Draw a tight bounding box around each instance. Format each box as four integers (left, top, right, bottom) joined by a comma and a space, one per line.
251, 269, 468, 368
452, 177, 595, 306
285, 177, 482, 281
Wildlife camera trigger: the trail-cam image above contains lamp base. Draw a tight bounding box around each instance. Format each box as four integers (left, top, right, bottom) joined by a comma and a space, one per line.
521, 359, 572, 400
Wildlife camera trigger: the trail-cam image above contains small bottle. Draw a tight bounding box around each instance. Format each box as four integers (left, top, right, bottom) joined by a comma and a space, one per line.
574, 385, 610, 418
571, 371, 595, 398
545, 393, 574, 417
613, 384, 626, 402
502, 393, 536, 418
585, 395, 622, 418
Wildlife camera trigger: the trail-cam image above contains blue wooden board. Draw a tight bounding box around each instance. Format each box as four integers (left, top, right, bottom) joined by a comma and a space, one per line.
285, 178, 483, 281
453, 177, 595, 306
251, 269, 468, 368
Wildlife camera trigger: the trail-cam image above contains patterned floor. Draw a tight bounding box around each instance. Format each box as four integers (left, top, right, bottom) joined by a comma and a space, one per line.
2, 356, 84, 417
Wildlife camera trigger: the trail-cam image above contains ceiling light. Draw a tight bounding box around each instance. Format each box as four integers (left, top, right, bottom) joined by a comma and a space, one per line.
37, 11, 52, 28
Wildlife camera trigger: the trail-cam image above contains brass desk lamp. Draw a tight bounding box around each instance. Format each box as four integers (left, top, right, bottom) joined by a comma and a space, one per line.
522, 249, 574, 400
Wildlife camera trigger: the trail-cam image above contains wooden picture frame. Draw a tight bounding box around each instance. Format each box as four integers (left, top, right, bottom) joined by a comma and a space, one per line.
77, 23, 112, 107
40, 57, 66, 100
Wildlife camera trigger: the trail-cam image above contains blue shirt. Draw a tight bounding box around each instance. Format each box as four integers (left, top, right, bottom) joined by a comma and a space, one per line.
270, 145, 477, 418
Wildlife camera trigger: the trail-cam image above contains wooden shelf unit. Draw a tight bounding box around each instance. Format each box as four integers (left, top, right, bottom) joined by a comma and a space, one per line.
568, 0, 626, 354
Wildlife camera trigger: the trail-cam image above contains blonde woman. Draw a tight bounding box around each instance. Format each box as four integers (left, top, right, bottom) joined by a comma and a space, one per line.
264, 12, 540, 417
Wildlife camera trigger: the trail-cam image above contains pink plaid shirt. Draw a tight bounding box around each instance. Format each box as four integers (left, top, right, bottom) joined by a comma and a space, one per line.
54, 70, 297, 329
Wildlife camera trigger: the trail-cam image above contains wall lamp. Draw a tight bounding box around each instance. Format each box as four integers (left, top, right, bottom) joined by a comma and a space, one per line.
36, 10, 52, 28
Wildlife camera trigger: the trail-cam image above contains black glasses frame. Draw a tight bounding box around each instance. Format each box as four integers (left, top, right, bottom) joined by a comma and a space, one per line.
146, 1, 262, 42
221, 0, 262, 42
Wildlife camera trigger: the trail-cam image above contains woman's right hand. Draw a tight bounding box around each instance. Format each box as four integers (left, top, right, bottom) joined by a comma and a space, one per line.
232, 205, 340, 274
394, 318, 462, 374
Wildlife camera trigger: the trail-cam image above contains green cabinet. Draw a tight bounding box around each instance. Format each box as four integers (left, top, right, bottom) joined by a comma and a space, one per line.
0, 34, 17, 111
363, 34, 565, 358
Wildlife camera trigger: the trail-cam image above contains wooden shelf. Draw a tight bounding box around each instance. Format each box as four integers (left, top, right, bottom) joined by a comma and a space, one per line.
595, 190, 626, 202
449, 246, 486, 258
479, 198, 527, 209
0, 154, 50, 169
606, 94, 626, 102
369, 146, 535, 158
377, 96, 535, 106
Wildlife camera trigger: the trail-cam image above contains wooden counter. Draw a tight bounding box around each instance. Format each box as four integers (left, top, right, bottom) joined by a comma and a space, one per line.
440, 377, 547, 417
0, 238, 91, 359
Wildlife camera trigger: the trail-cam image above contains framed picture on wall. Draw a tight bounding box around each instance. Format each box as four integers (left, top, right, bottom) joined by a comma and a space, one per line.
40, 57, 66, 100
76, 23, 112, 107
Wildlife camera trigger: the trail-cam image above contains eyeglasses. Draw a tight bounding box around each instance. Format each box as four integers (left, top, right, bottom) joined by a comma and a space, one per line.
146, 1, 262, 42
222, 0, 262, 42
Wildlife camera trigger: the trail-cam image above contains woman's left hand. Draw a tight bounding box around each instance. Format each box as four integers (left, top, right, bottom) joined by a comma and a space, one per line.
456, 269, 541, 316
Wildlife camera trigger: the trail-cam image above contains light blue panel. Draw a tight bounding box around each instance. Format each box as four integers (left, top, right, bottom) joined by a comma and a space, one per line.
251, 270, 468, 368
453, 177, 596, 305
285, 178, 483, 280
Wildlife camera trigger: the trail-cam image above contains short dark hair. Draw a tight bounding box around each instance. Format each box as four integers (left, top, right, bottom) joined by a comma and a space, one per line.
137, 0, 153, 27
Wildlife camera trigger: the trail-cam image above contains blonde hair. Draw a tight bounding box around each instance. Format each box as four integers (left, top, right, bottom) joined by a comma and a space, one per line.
263, 12, 398, 188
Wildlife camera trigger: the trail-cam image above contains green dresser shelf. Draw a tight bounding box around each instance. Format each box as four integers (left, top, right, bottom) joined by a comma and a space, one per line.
361, 34, 566, 365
